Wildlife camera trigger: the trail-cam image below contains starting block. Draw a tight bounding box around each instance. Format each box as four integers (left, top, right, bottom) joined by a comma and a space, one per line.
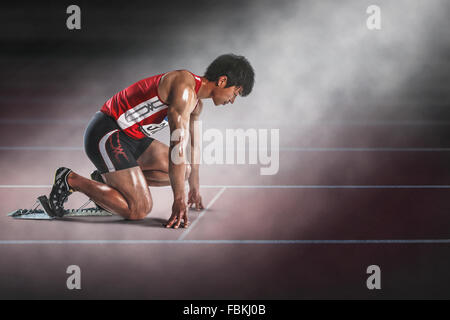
8, 195, 113, 220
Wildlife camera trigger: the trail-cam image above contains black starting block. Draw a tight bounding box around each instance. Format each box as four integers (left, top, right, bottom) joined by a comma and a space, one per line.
8, 195, 113, 220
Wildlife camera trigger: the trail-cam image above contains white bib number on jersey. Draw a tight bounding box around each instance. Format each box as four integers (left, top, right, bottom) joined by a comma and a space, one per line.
140, 119, 169, 137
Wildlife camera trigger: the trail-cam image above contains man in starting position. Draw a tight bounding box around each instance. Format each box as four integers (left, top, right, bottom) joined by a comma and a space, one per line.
47, 54, 255, 228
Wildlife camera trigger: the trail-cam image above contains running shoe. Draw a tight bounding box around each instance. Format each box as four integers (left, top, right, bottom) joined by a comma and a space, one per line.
48, 167, 73, 217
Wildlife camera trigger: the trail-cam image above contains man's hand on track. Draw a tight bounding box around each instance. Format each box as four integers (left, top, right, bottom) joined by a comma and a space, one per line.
166, 198, 189, 228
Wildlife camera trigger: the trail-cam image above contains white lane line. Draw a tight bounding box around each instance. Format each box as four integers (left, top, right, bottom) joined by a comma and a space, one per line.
0, 239, 449, 245
1, 146, 450, 152
2, 185, 450, 189
178, 187, 227, 240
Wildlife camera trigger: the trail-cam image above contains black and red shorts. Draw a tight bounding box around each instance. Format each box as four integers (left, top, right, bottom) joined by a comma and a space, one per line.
84, 111, 154, 174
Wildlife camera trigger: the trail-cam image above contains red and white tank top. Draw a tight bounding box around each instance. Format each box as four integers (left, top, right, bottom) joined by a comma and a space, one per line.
100, 71, 202, 140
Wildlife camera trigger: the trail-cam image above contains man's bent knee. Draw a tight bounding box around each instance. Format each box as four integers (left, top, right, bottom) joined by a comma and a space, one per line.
127, 199, 153, 220
127, 207, 151, 220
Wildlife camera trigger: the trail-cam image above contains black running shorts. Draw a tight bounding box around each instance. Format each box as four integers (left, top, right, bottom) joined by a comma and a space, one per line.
84, 111, 154, 174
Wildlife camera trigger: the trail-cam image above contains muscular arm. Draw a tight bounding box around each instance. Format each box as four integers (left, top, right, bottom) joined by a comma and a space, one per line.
188, 100, 203, 190
167, 84, 197, 201
159, 71, 197, 228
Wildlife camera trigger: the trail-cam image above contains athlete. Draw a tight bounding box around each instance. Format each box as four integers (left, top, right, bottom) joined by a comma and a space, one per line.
47, 54, 255, 228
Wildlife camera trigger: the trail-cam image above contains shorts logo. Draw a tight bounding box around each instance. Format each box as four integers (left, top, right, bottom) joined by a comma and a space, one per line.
109, 132, 129, 162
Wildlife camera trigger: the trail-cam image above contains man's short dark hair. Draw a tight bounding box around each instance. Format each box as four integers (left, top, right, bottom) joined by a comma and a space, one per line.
204, 54, 255, 97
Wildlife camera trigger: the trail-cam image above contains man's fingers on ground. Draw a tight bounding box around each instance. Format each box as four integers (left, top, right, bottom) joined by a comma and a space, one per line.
174, 212, 183, 229
166, 215, 176, 228
183, 215, 189, 228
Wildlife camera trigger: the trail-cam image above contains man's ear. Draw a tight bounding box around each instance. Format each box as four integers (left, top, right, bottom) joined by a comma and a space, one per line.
216, 75, 228, 88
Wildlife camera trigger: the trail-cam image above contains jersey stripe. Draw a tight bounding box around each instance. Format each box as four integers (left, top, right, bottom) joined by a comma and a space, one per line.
116, 96, 168, 130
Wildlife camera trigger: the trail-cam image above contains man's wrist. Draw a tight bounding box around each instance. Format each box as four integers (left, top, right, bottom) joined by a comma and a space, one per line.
172, 189, 186, 201
173, 195, 185, 202
189, 181, 200, 191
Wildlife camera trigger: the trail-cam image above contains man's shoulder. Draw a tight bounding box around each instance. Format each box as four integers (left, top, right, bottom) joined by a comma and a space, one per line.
163, 70, 198, 111
159, 70, 197, 105
169, 70, 197, 90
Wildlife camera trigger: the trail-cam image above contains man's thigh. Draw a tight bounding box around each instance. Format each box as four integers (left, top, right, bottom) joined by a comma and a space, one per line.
137, 139, 169, 172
